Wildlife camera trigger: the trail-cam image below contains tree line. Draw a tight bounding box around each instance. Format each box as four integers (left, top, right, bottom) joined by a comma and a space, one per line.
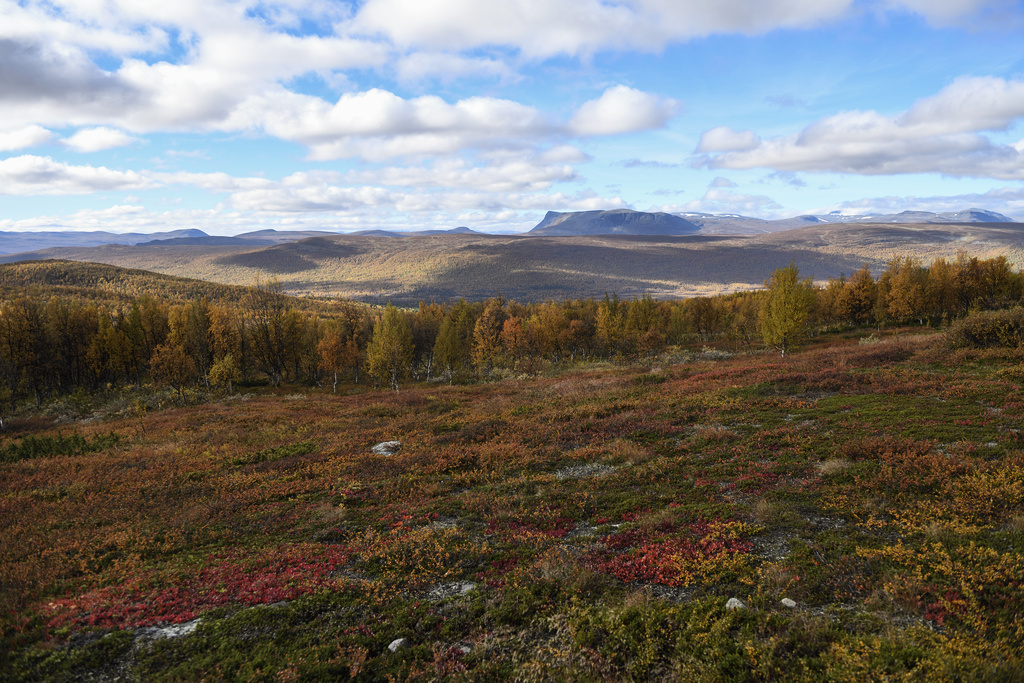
0, 253, 1020, 421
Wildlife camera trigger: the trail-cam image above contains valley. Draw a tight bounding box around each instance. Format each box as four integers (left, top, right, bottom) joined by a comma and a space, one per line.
4, 220, 1024, 305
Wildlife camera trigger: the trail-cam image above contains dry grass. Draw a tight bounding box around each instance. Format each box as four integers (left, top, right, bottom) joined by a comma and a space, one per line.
606, 438, 651, 464
751, 499, 798, 526
816, 458, 852, 477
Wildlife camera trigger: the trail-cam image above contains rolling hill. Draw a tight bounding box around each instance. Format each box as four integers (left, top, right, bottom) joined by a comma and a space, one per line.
3, 221, 1024, 305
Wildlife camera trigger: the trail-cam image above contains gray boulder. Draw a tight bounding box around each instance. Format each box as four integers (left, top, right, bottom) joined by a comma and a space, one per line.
372, 441, 401, 456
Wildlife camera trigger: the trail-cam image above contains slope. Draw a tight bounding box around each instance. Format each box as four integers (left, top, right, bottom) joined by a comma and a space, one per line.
3, 222, 1023, 305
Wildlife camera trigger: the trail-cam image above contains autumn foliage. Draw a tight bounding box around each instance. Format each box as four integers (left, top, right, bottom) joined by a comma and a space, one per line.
1, 257, 1024, 679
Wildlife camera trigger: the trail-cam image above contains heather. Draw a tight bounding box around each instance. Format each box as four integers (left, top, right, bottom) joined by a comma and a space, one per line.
2, 326, 1023, 680
2, 256, 1024, 680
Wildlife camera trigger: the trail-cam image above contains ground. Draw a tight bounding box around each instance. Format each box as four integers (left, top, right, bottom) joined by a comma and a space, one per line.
2, 329, 1023, 680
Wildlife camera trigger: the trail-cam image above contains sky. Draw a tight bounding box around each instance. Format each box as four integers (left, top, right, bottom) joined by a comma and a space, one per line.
1, 0, 1023, 235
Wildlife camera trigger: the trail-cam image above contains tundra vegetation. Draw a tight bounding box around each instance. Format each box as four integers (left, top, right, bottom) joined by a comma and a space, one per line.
0, 254, 1023, 680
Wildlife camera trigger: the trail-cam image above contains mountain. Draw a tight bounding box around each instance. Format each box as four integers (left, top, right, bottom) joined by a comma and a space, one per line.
830, 208, 1014, 224
138, 235, 263, 247
530, 209, 700, 236
683, 208, 1015, 235
0, 228, 349, 254
0, 229, 210, 255
2, 209, 1010, 255
349, 227, 483, 237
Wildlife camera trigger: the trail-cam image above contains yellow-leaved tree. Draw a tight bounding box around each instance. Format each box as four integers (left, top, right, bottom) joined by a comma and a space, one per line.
366, 304, 414, 391
760, 262, 815, 358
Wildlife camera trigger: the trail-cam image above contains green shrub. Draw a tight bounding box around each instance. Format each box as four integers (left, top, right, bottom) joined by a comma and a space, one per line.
231, 440, 317, 466
0, 432, 122, 463
945, 308, 1024, 350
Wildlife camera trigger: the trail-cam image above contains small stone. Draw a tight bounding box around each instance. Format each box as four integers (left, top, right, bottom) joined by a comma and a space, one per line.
725, 597, 746, 611
781, 598, 797, 608
372, 441, 402, 456
428, 581, 477, 600
457, 643, 472, 655
388, 638, 408, 653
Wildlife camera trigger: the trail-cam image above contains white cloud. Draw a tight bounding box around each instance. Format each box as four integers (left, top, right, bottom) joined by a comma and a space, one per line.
63, 127, 140, 152
0, 157, 276, 196
229, 184, 396, 212
0, 39, 138, 118
7, 0, 1003, 72
696, 126, 760, 152
215, 158, 622, 214
347, 156, 579, 193
230, 183, 626, 215
395, 52, 516, 84
352, 0, 856, 57
1, 1, 1011, 148
656, 186, 783, 217
219, 85, 670, 161
699, 76, 1024, 180
149, 170, 272, 192
569, 85, 680, 136
537, 145, 592, 163
221, 87, 556, 161
0, 155, 153, 195
1, 2, 170, 55
0, 125, 53, 151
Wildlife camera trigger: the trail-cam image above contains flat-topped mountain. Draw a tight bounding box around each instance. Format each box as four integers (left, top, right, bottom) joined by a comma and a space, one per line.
530, 209, 700, 236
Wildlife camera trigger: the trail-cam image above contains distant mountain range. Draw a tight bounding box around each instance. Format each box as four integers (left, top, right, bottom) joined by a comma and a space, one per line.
0, 228, 207, 255
0, 226, 484, 255
679, 208, 1014, 235
0, 209, 1014, 255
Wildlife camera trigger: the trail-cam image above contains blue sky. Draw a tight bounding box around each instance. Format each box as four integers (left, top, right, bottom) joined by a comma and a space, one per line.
1, 0, 1023, 235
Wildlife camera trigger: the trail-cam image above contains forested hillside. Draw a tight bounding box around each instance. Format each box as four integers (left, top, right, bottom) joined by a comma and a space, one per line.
0, 254, 1020, 419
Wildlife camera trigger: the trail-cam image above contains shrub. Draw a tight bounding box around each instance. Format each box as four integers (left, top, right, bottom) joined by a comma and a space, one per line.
945, 308, 1024, 350
0, 431, 121, 463
231, 440, 317, 466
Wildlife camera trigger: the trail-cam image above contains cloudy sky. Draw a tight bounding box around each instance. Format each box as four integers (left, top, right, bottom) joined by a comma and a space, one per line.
2, 0, 1023, 235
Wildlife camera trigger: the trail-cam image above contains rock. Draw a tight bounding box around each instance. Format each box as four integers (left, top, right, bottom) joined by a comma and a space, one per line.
388, 637, 408, 653
428, 581, 477, 600
134, 617, 202, 642
781, 598, 797, 608
555, 463, 616, 480
372, 441, 401, 456
725, 598, 746, 611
